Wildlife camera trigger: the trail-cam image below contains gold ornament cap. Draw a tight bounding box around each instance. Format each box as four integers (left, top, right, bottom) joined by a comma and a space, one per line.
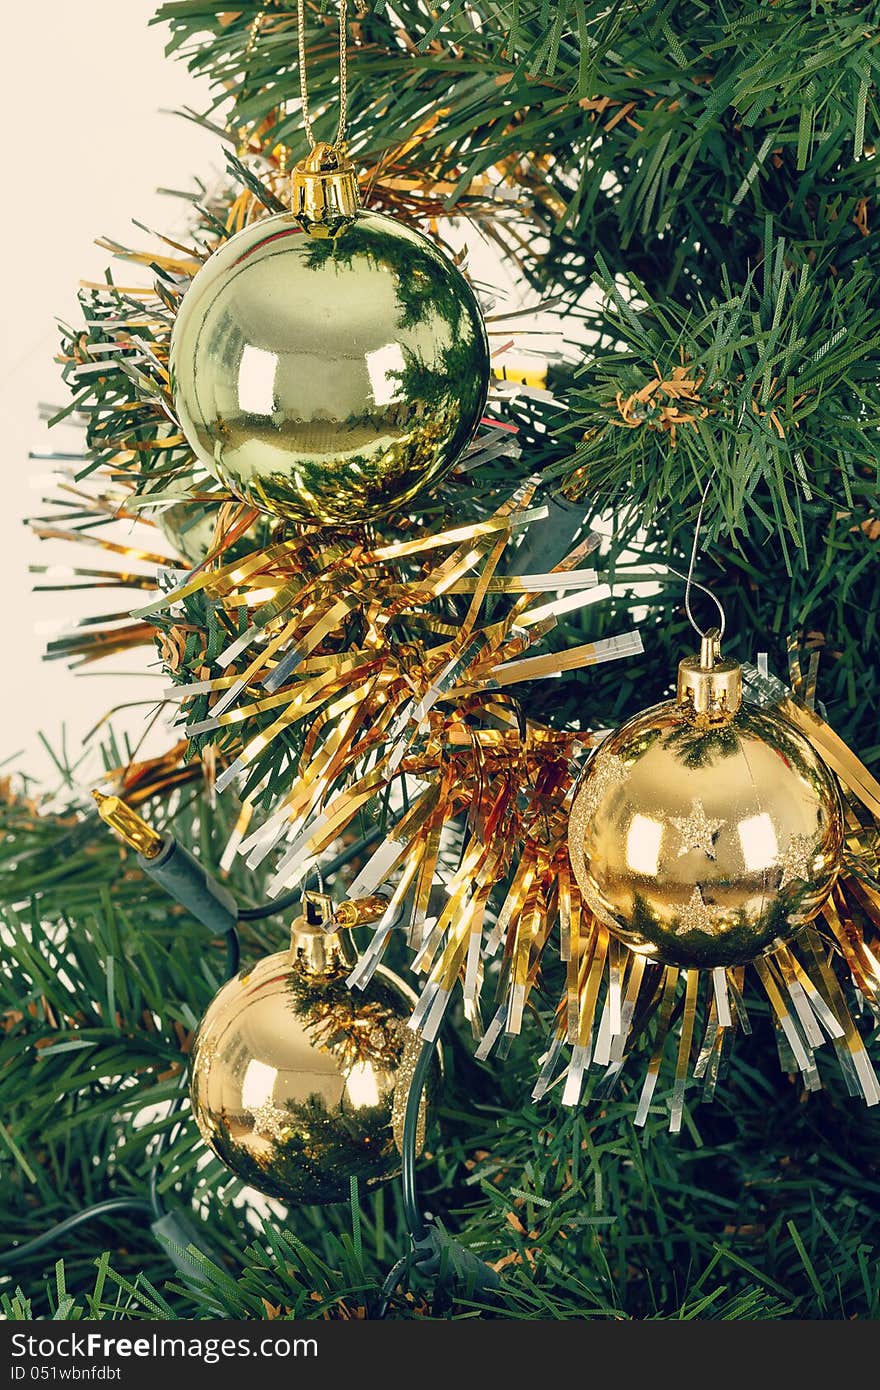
288, 888, 390, 973
289, 889, 352, 973
291, 142, 360, 236
676, 628, 742, 724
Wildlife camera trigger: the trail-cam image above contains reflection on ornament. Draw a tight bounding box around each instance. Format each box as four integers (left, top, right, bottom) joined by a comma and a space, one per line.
190, 912, 440, 1205
569, 635, 844, 969
169, 194, 489, 526
625, 814, 664, 876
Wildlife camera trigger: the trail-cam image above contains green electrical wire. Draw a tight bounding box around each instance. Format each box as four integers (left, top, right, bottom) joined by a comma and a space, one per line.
401, 1040, 434, 1243
0, 1200, 154, 1271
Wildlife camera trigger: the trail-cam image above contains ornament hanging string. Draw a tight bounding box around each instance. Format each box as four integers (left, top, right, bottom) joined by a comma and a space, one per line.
297, 0, 349, 152
236, 8, 268, 158
683, 477, 726, 641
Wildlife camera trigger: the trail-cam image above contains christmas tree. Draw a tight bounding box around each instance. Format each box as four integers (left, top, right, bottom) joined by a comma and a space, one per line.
3, 1, 879, 1322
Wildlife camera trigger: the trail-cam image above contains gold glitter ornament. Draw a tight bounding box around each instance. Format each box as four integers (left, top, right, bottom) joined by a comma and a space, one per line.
189, 893, 440, 1204
169, 145, 489, 527
568, 633, 845, 969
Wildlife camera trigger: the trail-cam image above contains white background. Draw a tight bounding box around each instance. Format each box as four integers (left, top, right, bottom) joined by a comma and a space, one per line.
1, 3, 562, 795
0, 2, 218, 787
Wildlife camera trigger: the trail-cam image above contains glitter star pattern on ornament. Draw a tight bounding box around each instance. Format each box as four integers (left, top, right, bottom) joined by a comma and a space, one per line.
247, 1099, 289, 1142
779, 833, 816, 889
561, 633, 880, 1127
671, 799, 725, 858
675, 885, 715, 937
190, 909, 441, 1205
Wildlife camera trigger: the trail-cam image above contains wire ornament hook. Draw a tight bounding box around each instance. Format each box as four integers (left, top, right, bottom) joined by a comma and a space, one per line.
683, 478, 726, 643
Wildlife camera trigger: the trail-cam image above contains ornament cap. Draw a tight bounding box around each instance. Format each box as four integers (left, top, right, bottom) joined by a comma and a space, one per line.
289, 889, 350, 973
676, 628, 742, 723
288, 888, 389, 972
290, 141, 360, 236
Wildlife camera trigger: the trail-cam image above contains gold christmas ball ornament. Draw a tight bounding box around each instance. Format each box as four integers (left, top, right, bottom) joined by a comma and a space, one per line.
169, 145, 490, 527
189, 894, 440, 1205
154, 501, 217, 565
568, 632, 845, 969
152, 500, 271, 566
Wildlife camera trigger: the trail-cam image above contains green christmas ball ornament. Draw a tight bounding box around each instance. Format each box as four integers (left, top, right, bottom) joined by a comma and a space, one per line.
169, 145, 490, 527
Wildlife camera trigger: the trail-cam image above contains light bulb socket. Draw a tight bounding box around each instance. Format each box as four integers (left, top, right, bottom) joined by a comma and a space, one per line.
676, 628, 742, 724
290, 142, 360, 236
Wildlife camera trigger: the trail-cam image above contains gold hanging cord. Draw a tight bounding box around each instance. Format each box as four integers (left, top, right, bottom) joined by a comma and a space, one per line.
297, 0, 349, 153
291, 0, 360, 230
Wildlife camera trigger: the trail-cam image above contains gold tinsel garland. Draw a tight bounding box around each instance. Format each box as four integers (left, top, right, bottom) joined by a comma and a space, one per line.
38, 465, 880, 1128
135, 479, 640, 918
